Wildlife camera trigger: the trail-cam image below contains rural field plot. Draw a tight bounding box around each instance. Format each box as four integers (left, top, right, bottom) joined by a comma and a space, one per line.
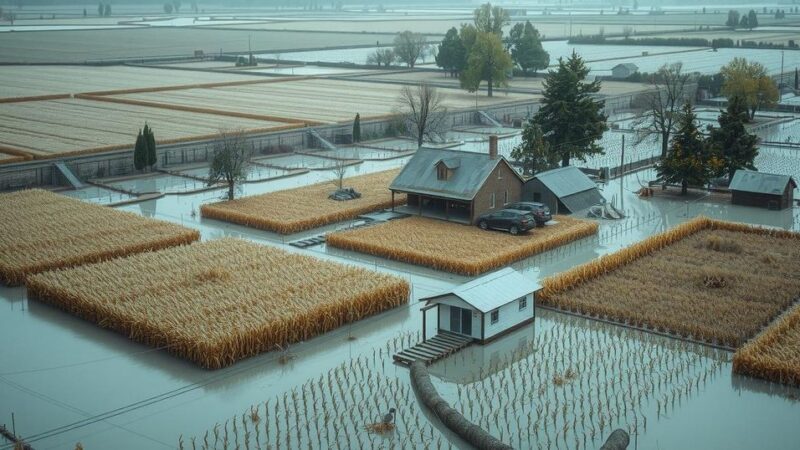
540, 217, 800, 348
0, 98, 285, 157
0, 189, 199, 286
26, 239, 410, 369
111, 78, 530, 124
100, 173, 212, 195
0, 65, 265, 99
255, 153, 353, 170
327, 215, 599, 276
173, 164, 301, 183
734, 304, 800, 387
201, 169, 403, 234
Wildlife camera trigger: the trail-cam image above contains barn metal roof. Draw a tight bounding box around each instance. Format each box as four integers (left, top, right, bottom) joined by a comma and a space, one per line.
420, 268, 541, 313
390, 147, 523, 201
533, 166, 598, 198
729, 169, 796, 195
559, 189, 606, 214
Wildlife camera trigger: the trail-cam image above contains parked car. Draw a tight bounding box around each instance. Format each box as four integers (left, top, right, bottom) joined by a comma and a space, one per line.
476, 209, 536, 235
505, 202, 552, 226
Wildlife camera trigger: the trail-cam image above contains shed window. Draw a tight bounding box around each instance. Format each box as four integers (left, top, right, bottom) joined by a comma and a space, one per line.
504, 190, 509, 205
490, 310, 499, 324
490, 193, 496, 208
437, 164, 448, 180
519, 297, 527, 310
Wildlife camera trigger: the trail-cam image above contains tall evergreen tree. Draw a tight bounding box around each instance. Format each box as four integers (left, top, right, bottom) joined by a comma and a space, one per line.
508, 21, 549, 75
794, 67, 798, 90
511, 121, 559, 176
435, 27, 466, 77
133, 129, 146, 171
352, 113, 361, 143
707, 96, 758, 181
656, 102, 722, 195
747, 9, 758, 29
533, 51, 608, 167
143, 124, 157, 169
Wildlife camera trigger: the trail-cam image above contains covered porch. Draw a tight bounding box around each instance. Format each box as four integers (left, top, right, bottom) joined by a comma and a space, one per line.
391, 192, 472, 224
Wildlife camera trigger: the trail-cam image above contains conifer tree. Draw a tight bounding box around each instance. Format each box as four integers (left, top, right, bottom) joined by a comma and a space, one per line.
707, 96, 758, 181
133, 129, 146, 171
352, 113, 361, 143
144, 124, 157, 168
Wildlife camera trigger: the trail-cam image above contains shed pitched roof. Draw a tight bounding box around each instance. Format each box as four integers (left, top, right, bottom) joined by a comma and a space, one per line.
729, 169, 797, 195
390, 147, 523, 201
532, 166, 598, 198
420, 268, 541, 313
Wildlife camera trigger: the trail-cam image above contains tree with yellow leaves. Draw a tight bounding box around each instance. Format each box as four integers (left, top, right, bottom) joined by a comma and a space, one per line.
721, 57, 778, 121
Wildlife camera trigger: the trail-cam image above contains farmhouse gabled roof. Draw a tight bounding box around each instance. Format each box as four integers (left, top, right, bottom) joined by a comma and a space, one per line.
729, 169, 797, 195
613, 63, 639, 71
420, 268, 541, 313
533, 166, 598, 199
390, 147, 523, 201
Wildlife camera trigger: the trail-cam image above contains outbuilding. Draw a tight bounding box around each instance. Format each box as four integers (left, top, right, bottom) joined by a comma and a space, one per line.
611, 63, 639, 79
390, 136, 526, 224
729, 169, 796, 210
419, 268, 540, 343
523, 166, 604, 214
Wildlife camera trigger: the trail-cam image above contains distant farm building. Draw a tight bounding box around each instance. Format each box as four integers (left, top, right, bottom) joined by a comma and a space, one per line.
729, 169, 796, 210
611, 63, 639, 79
523, 166, 604, 214
419, 268, 540, 343
390, 136, 525, 224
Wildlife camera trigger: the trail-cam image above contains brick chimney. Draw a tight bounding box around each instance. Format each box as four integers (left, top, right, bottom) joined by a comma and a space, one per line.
489, 135, 498, 159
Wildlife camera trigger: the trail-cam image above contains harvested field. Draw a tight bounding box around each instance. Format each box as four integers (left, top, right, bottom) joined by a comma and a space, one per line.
540, 217, 800, 348
112, 78, 529, 124
201, 169, 404, 234
0, 98, 287, 157
26, 239, 410, 369
0, 65, 266, 100
327, 215, 599, 276
0, 189, 199, 286
733, 304, 800, 387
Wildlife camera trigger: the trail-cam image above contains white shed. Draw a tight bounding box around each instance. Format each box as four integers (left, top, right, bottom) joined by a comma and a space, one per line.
420, 268, 540, 343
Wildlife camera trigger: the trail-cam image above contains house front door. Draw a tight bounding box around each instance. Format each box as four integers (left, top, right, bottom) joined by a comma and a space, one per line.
449, 306, 472, 336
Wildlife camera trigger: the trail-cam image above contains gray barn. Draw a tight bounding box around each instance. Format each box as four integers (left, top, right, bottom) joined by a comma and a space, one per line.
729, 169, 796, 210
611, 63, 639, 79
523, 166, 604, 214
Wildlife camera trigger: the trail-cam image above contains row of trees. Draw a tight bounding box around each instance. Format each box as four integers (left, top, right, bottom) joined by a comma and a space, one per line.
725, 9, 758, 30
658, 98, 758, 194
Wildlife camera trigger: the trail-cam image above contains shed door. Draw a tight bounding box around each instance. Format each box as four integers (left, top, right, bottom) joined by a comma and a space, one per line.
449, 306, 472, 336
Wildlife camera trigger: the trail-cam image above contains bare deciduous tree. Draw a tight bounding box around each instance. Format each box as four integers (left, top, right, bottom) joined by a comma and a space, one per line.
208, 129, 253, 200
393, 31, 428, 68
396, 83, 448, 148
634, 62, 693, 158
331, 158, 348, 190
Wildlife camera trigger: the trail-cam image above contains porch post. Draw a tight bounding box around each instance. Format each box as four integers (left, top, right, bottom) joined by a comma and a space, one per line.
391, 191, 395, 212
445, 201, 450, 220
422, 307, 427, 342
419, 195, 423, 216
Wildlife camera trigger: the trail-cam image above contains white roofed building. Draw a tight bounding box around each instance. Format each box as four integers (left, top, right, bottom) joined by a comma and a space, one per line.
419, 268, 540, 343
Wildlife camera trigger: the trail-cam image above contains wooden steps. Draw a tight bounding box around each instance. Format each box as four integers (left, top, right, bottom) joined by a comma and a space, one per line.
393, 331, 473, 366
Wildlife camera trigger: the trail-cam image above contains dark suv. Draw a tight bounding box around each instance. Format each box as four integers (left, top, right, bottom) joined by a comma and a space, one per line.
476, 210, 536, 235
505, 202, 552, 226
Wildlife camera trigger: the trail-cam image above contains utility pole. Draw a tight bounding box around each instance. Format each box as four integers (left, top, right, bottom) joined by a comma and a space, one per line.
621, 134, 625, 175
780, 50, 785, 88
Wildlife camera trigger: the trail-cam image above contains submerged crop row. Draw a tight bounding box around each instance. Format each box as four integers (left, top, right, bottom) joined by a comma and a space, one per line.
540, 217, 800, 348
327, 215, 599, 276
27, 238, 409, 369
200, 169, 404, 234
734, 303, 800, 387
0, 189, 199, 286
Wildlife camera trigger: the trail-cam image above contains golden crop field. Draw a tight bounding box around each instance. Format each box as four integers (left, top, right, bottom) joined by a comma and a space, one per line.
0, 65, 265, 99
540, 217, 800, 349
201, 169, 405, 234
327, 215, 598, 275
0, 189, 199, 286
26, 238, 410, 369
0, 98, 287, 158
734, 304, 800, 387
112, 78, 529, 124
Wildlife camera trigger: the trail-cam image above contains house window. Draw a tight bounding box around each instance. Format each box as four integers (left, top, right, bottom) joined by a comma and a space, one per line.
504, 190, 509, 205
519, 296, 527, 310
437, 164, 447, 180
490, 310, 499, 324
490, 193, 495, 208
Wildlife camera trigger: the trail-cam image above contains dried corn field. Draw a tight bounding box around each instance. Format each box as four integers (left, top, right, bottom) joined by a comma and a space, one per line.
540, 217, 800, 348
200, 169, 404, 235
180, 332, 456, 449
0, 189, 199, 286
111, 78, 529, 124
734, 304, 800, 387
0, 98, 287, 158
434, 314, 729, 449
26, 239, 410, 369
327, 216, 599, 276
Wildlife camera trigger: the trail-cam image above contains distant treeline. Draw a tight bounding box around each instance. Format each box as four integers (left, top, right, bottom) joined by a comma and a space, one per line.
568, 35, 799, 50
